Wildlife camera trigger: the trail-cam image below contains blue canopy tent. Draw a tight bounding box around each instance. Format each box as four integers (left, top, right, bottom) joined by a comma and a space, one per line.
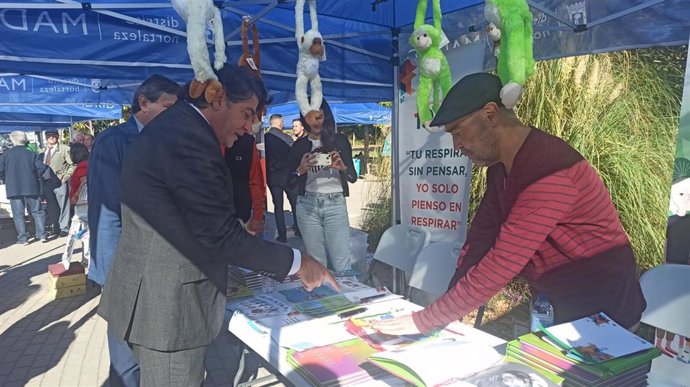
0, 73, 125, 133
0, 103, 123, 133
1, 1, 687, 105
264, 102, 391, 127
0, 0, 688, 220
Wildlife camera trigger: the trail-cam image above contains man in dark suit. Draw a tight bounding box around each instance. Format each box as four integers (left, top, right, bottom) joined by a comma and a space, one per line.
88, 75, 182, 387
265, 114, 300, 242
0, 131, 48, 245
98, 64, 337, 386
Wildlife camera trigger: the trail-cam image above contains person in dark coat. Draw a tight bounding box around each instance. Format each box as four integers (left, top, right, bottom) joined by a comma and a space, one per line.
87, 74, 181, 387
265, 114, 300, 242
0, 131, 48, 244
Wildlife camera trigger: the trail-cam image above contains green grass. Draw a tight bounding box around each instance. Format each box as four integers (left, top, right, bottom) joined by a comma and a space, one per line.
512, 51, 680, 270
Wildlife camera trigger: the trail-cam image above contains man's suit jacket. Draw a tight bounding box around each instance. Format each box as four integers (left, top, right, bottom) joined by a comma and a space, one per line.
0, 146, 47, 198
98, 102, 294, 351
87, 117, 139, 285
40, 142, 74, 182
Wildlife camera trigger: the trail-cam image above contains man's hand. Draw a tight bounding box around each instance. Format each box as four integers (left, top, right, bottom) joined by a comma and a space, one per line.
246, 218, 265, 235
371, 314, 421, 336
296, 253, 340, 292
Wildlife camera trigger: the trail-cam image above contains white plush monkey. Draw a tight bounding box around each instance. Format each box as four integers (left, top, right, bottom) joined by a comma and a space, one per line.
171, 0, 226, 101
670, 178, 690, 217
295, 0, 325, 126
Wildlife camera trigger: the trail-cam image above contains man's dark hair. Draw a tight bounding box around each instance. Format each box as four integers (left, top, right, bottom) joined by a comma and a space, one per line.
185, 64, 267, 113
131, 75, 182, 114
270, 114, 283, 121
69, 143, 89, 164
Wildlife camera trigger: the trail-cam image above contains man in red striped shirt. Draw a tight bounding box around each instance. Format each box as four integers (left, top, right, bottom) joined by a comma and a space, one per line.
374, 73, 646, 335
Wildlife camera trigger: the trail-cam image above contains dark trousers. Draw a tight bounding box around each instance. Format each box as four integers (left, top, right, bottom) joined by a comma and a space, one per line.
131, 343, 206, 387
10, 196, 46, 242
268, 183, 298, 238
46, 181, 70, 232
107, 329, 141, 387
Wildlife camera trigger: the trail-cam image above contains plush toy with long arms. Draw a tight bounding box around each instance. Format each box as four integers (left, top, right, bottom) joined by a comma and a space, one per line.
237, 15, 265, 133
410, 0, 452, 132
238, 16, 261, 78
171, 0, 226, 103
295, 0, 325, 127
484, 0, 534, 109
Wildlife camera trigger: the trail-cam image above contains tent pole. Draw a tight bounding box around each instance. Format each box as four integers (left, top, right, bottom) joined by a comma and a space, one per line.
69, 116, 74, 143
391, 28, 401, 226
224, 0, 279, 40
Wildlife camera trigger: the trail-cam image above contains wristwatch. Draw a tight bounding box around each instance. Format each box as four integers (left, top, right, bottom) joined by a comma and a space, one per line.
293, 170, 301, 177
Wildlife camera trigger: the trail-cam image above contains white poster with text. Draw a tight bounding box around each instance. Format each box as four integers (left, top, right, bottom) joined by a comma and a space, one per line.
397, 41, 486, 241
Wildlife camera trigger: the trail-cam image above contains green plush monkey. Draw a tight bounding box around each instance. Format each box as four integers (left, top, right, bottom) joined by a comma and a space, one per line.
484, 0, 535, 109
410, 0, 452, 132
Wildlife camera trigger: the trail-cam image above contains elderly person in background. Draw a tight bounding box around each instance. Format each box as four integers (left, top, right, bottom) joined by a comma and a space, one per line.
42, 130, 75, 237
72, 132, 86, 145
0, 131, 48, 245
84, 133, 95, 152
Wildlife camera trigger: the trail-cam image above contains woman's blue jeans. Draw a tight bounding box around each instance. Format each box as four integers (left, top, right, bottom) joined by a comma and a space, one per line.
296, 192, 351, 273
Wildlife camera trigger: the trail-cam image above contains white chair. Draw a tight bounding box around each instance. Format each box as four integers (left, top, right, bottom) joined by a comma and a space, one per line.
366, 224, 430, 294
639, 264, 690, 387
407, 241, 463, 300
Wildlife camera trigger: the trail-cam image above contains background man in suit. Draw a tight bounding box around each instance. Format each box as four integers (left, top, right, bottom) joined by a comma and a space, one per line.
265, 114, 300, 242
0, 131, 48, 245
42, 130, 75, 237
98, 64, 336, 386
88, 75, 181, 387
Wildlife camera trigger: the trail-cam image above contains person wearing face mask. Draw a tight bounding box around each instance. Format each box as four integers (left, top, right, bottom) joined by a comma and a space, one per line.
98, 64, 337, 386
87, 74, 182, 387
287, 99, 358, 273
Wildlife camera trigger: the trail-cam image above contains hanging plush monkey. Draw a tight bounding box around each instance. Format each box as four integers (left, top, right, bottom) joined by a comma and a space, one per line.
484, 0, 535, 109
295, 0, 325, 127
237, 16, 265, 135
238, 16, 261, 78
411, 0, 452, 133
171, 0, 226, 103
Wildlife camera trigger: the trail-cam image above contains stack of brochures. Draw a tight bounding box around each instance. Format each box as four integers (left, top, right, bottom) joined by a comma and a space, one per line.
506, 313, 661, 386
228, 266, 263, 290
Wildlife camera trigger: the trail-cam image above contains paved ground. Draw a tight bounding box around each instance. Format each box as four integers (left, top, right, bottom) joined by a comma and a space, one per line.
0, 179, 379, 386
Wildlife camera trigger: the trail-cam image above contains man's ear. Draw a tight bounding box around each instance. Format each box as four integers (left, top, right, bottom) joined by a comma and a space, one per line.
138, 95, 150, 112
210, 95, 224, 111
482, 102, 501, 125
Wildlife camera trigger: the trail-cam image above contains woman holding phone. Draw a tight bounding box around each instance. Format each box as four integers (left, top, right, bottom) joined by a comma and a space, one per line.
287, 99, 358, 273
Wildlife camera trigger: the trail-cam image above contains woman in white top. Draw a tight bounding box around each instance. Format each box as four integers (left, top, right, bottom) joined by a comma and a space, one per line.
287, 99, 358, 272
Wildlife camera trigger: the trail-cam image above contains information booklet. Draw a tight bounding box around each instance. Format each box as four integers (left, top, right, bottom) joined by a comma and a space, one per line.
463, 362, 560, 387
368, 338, 503, 386
540, 313, 653, 364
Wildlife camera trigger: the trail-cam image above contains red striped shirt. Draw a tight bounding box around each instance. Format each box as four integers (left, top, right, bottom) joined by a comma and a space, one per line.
413, 159, 632, 332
